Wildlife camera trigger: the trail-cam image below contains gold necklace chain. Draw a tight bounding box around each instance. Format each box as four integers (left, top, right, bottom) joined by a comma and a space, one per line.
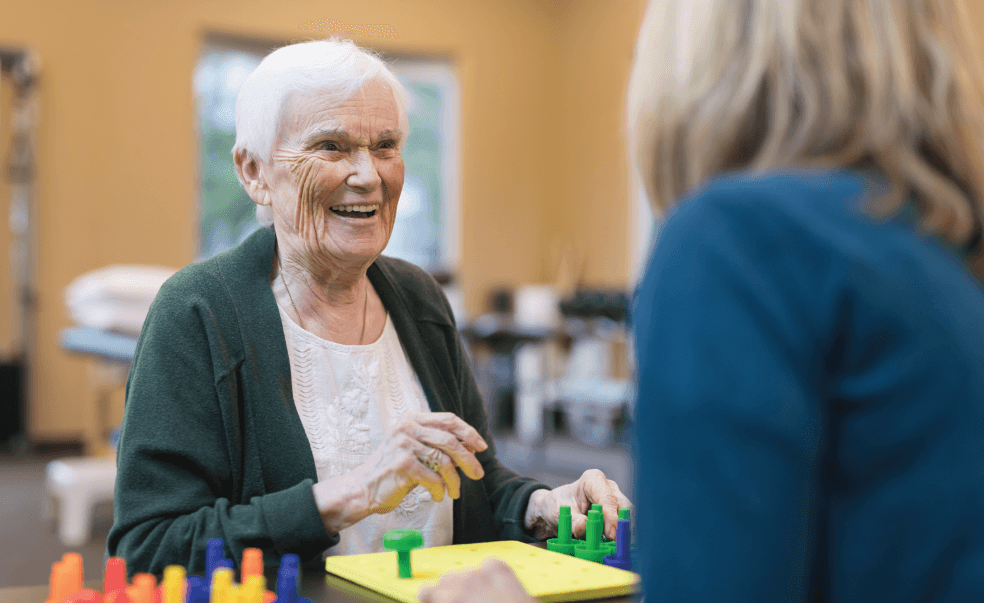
277, 251, 369, 345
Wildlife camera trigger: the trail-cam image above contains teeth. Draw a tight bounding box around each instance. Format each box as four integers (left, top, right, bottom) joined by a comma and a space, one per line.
332, 204, 379, 213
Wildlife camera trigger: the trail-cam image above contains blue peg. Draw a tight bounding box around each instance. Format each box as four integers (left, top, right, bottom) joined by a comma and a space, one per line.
603, 518, 632, 571
186, 575, 209, 603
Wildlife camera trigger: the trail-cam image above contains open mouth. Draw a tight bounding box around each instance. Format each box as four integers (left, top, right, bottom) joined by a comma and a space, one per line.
330, 204, 379, 219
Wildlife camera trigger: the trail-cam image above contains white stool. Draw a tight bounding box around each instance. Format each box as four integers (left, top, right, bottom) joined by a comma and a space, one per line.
45, 457, 117, 547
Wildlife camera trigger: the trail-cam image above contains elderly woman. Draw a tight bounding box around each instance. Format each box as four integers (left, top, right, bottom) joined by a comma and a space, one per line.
422, 0, 984, 601
107, 38, 631, 575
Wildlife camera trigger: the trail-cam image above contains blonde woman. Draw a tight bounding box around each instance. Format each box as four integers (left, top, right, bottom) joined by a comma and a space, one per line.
420, 0, 984, 601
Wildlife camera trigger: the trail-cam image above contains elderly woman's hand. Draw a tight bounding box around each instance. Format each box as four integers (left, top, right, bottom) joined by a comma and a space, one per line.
312, 411, 488, 533
524, 469, 633, 541
417, 559, 536, 603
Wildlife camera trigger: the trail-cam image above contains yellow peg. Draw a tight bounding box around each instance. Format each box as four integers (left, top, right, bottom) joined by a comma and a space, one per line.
240, 576, 266, 603
163, 565, 187, 603
211, 567, 234, 603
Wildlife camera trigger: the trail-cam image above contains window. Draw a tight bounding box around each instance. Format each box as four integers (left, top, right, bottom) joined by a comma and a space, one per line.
193, 40, 460, 273
194, 45, 264, 260
383, 59, 460, 272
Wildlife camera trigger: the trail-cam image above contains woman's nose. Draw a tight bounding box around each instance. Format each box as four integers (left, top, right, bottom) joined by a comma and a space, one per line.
346, 149, 381, 191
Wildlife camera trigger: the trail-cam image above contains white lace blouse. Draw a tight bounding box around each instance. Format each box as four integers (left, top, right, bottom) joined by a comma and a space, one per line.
272, 274, 453, 556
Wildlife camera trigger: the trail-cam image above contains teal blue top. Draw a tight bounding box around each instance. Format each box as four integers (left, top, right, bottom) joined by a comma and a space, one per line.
107, 227, 549, 577
633, 169, 984, 600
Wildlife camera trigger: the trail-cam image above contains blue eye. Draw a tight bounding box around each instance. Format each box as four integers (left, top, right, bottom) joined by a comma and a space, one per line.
321, 141, 340, 151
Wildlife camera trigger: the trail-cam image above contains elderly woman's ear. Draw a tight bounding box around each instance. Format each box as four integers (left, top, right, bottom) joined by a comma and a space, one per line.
233, 148, 272, 208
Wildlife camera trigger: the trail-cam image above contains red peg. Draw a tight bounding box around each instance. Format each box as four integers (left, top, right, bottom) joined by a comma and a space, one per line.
66, 590, 104, 603
104, 590, 131, 603
104, 557, 128, 595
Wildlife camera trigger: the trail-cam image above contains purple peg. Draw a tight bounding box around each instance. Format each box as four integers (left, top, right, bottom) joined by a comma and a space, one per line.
185, 576, 209, 603
275, 554, 311, 603
205, 539, 225, 579
603, 519, 632, 571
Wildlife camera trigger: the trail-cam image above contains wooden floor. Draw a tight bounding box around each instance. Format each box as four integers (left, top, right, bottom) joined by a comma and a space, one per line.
0, 434, 634, 589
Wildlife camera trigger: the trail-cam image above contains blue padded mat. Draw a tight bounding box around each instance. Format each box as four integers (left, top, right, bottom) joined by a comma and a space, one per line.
60, 327, 138, 364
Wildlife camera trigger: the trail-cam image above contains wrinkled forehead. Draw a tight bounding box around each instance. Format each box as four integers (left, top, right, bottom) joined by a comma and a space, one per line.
279, 79, 405, 145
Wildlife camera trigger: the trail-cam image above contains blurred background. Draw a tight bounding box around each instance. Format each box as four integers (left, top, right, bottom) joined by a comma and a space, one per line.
0, 0, 661, 587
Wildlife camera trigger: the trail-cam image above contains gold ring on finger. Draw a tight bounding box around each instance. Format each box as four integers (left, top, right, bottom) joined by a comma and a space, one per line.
419, 447, 442, 472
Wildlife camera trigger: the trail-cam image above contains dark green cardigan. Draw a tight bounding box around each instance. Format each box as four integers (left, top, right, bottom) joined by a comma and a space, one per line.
107, 227, 549, 576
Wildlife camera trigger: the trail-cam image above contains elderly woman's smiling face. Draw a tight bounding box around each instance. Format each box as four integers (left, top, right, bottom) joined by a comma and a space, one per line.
263, 79, 405, 275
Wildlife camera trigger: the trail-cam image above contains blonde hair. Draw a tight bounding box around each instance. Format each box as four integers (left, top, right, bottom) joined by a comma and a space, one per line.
626, 0, 984, 255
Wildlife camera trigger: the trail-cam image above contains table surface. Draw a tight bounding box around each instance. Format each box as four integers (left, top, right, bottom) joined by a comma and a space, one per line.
0, 544, 639, 603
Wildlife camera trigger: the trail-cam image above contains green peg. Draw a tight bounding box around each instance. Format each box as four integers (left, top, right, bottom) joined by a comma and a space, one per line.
383, 528, 423, 578
574, 510, 607, 563
587, 510, 601, 548
547, 505, 576, 555
618, 508, 630, 521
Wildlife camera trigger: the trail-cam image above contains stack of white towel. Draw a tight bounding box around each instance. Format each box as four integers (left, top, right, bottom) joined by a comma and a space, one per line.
65, 265, 178, 337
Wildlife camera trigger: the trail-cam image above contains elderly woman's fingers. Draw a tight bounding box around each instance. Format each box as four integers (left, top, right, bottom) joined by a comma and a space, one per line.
418, 445, 462, 499
570, 513, 589, 539
577, 469, 624, 539
608, 479, 633, 512
403, 420, 485, 481
405, 452, 449, 503
413, 412, 489, 454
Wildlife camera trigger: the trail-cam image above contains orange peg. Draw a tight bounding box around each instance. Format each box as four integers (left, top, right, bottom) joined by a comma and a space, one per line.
63, 553, 85, 594
46, 560, 63, 603
241, 549, 264, 584
47, 554, 83, 603
128, 573, 157, 603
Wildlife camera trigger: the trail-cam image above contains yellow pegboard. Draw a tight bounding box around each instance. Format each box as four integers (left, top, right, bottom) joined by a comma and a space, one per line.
324, 540, 639, 603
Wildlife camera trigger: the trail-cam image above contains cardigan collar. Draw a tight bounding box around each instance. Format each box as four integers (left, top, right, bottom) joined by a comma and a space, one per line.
224, 226, 455, 332
211, 226, 458, 493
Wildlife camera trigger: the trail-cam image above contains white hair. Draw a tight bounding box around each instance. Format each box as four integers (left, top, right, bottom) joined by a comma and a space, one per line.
232, 38, 409, 228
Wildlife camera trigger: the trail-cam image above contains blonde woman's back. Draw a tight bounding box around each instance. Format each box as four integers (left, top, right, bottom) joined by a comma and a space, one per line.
631, 166, 984, 601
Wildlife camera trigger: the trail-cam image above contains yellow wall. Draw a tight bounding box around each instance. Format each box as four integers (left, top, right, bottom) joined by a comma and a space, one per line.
0, 0, 647, 442
0, 77, 15, 360
553, 0, 648, 286
17, 0, 984, 443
